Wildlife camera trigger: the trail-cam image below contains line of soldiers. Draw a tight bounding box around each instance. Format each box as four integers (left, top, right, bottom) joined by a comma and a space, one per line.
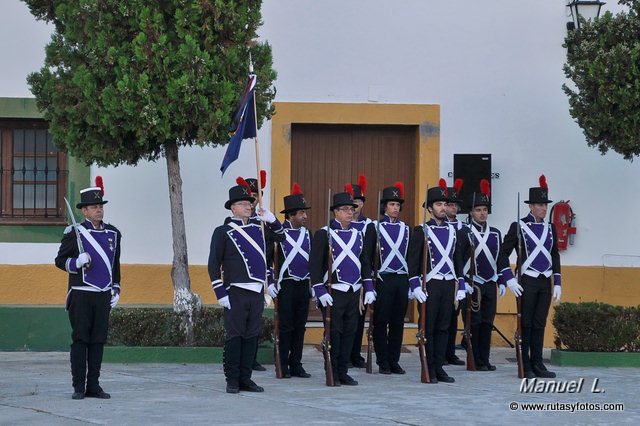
207, 173, 562, 392
54, 172, 561, 398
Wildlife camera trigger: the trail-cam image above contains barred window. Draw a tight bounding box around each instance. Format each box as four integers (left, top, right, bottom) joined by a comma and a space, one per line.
0, 119, 68, 224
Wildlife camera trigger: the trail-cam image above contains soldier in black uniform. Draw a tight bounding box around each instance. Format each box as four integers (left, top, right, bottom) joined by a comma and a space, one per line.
366, 182, 414, 375
310, 190, 375, 386
408, 179, 469, 383
270, 183, 312, 378
457, 179, 504, 371
348, 175, 371, 369
497, 175, 561, 379
55, 179, 121, 400
445, 179, 466, 366
208, 180, 284, 393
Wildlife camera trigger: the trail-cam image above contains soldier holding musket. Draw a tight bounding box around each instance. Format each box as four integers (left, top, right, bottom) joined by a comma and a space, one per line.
309, 190, 375, 386
270, 183, 312, 379
348, 174, 371, 369
208, 179, 284, 393
497, 175, 562, 379
408, 179, 469, 383
457, 179, 504, 371
365, 182, 413, 375
445, 179, 466, 366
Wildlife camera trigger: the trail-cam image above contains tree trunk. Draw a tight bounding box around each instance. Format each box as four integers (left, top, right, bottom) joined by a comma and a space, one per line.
165, 140, 201, 345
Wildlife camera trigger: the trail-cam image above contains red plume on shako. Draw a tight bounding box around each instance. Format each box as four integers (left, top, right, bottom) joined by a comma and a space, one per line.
291, 182, 302, 195
439, 178, 448, 196
394, 181, 405, 199
454, 178, 463, 194
345, 183, 354, 197
260, 170, 267, 190
358, 174, 367, 197
236, 177, 251, 191
480, 179, 491, 197
539, 174, 548, 189
95, 176, 104, 196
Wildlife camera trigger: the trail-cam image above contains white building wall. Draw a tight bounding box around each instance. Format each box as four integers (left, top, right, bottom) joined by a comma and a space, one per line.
1, 0, 638, 267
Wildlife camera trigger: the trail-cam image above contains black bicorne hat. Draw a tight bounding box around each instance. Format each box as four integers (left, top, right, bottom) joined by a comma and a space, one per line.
331, 191, 358, 210
76, 176, 108, 208
525, 175, 552, 204
225, 180, 255, 210
380, 182, 405, 204
281, 182, 311, 214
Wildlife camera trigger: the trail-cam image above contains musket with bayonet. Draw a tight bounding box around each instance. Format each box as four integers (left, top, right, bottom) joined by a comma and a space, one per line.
515, 192, 525, 379
365, 190, 382, 374
322, 189, 335, 386
417, 186, 431, 383
63, 197, 90, 269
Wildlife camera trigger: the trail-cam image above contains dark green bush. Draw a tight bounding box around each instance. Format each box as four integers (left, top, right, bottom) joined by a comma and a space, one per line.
553, 302, 640, 352
108, 306, 274, 347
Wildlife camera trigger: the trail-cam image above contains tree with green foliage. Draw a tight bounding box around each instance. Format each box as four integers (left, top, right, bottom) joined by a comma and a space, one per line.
563, 0, 640, 161
23, 0, 276, 342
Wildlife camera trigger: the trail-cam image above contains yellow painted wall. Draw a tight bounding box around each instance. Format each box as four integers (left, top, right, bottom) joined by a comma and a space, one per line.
1, 264, 638, 348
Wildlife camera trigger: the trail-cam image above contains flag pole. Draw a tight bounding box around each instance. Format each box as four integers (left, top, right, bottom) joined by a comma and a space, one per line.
249, 55, 270, 303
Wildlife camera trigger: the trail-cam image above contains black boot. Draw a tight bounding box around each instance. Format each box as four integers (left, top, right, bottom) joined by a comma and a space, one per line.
86, 343, 105, 395
70, 342, 87, 396
479, 323, 495, 370
240, 337, 264, 391
224, 337, 242, 393
531, 327, 555, 378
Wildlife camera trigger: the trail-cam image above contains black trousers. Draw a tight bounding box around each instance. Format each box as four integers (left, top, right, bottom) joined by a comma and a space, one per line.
419, 278, 455, 372
223, 286, 264, 384
445, 302, 461, 361
321, 288, 359, 378
468, 281, 497, 367
520, 275, 552, 371
277, 279, 310, 373
373, 274, 409, 369
351, 296, 367, 363
67, 290, 111, 393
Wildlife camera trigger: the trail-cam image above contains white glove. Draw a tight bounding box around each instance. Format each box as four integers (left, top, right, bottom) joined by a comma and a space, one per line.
408, 289, 415, 300
456, 289, 467, 301
506, 278, 523, 297
318, 293, 333, 307
412, 287, 427, 303
553, 285, 562, 302
110, 292, 120, 308
268, 283, 279, 299
465, 282, 474, 294
364, 290, 376, 305
256, 206, 276, 224
498, 284, 506, 299
76, 252, 91, 269
218, 295, 231, 309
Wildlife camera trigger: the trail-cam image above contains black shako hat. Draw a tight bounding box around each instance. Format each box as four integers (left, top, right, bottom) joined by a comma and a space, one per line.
466, 179, 491, 209
241, 170, 266, 196
331, 191, 358, 210
281, 182, 311, 214
348, 174, 367, 202
423, 178, 450, 207
76, 176, 108, 208
380, 182, 405, 204
525, 174, 552, 204
447, 178, 464, 205
225, 180, 255, 210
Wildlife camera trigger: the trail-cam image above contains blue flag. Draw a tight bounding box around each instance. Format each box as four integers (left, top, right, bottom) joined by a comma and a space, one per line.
220, 75, 257, 176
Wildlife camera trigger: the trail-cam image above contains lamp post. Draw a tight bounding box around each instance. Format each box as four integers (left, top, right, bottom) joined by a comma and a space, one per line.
567, 1, 606, 30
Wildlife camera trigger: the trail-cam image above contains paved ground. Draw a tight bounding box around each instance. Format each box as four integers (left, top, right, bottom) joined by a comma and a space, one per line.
0, 347, 637, 425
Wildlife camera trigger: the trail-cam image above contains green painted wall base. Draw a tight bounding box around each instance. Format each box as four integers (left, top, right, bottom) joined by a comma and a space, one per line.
0, 306, 71, 351
550, 349, 640, 367
104, 345, 274, 364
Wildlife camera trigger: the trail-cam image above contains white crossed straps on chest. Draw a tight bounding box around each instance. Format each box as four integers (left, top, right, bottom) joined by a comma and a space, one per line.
323, 228, 361, 282
465, 225, 498, 274
377, 221, 408, 273
425, 224, 455, 281
78, 226, 113, 280
227, 222, 266, 263
519, 220, 551, 273
279, 228, 309, 281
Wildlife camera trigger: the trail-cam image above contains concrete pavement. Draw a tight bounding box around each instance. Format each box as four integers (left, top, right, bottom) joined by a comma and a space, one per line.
0, 347, 637, 425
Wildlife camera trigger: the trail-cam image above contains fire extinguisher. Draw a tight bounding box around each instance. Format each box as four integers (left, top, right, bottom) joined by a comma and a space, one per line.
550, 200, 576, 251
